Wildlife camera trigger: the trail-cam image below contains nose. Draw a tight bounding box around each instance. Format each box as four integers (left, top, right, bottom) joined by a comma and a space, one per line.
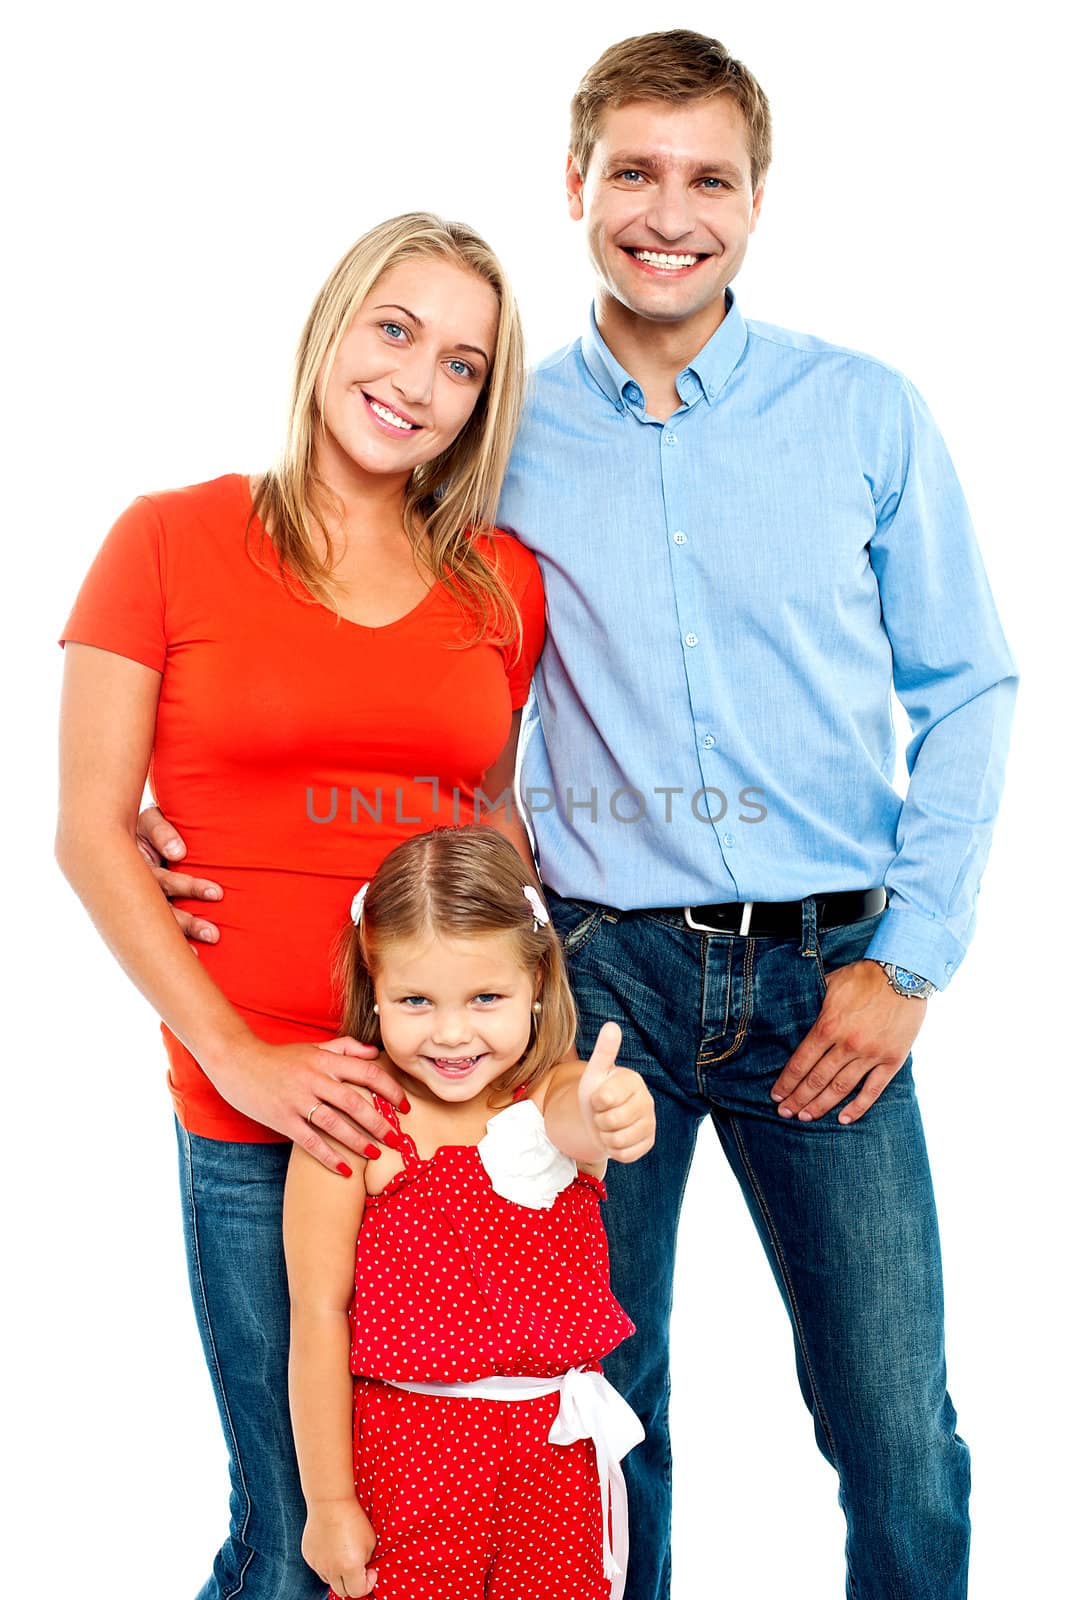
431, 1007, 474, 1049
644, 179, 696, 245
392, 350, 435, 409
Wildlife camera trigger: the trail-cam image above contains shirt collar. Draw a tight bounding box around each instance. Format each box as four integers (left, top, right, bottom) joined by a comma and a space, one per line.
579, 288, 748, 413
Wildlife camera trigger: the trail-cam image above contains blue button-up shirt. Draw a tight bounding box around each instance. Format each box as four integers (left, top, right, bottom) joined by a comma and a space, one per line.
498, 294, 1017, 990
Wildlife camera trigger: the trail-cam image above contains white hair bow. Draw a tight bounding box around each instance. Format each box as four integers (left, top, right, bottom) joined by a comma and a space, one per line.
350, 882, 370, 925
523, 884, 550, 930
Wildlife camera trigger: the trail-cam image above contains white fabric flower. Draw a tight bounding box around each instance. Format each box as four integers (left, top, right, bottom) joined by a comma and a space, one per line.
478, 1101, 578, 1209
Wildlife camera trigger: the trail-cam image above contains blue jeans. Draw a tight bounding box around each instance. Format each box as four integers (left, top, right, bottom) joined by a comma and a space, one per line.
175, 1119, 327, 1600
545, 889, 971, 1600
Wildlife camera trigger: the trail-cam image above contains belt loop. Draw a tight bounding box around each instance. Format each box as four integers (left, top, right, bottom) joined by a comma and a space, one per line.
799, 896, 818, 957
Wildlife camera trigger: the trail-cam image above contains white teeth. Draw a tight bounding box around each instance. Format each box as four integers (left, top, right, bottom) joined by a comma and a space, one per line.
633, 250, 699, 269
368, 398, 414, 430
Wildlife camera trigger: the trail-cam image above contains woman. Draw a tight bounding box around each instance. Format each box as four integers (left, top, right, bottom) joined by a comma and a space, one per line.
56, 212, 543, 1599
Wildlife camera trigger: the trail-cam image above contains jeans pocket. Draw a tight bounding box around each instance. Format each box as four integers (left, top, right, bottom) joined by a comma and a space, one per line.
814, 911, 885, 995
542, 889, 607, 957
562, 905, 607, 957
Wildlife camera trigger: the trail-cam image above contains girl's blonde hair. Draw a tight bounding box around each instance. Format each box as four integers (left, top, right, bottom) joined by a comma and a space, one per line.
335, 828, 577, 1103
252, 213, 527, 644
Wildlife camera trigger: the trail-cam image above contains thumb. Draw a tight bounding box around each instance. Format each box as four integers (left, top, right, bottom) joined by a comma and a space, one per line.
583, 1021, 622, 1084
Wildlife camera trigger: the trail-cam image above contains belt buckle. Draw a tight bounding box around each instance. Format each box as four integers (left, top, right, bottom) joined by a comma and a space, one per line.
684, 901, 754, 935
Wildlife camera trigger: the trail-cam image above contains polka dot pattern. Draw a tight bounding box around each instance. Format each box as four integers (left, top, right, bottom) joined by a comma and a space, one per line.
327, 1090, 634, 1597
351, 1091, 635, 1383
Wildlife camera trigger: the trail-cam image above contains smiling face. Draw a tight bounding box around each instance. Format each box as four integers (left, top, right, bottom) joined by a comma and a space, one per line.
567, 96, 764, 340
374, 930, 539, 1104
315, 255, 500, 492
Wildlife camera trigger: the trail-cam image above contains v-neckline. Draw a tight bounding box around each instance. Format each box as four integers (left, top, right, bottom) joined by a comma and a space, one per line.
240, 474, 443, 635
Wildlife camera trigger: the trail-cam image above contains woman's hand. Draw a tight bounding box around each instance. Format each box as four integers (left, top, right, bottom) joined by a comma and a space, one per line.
137, 803, 223, 946
578, 1022, 656, 1162
302, 1497, 378, 1597
206, 1035, 409, 1174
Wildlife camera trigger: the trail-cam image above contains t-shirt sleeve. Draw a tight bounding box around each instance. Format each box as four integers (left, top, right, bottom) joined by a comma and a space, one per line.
496, 536, 546, 710
59, 496, 167, 672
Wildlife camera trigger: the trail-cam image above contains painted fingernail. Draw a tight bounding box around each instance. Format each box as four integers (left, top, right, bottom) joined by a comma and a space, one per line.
337, 1163, 353, 1178
399, 1097, 412, 1114
364, 1144, 382, 1160
383, 1131, 404, 1151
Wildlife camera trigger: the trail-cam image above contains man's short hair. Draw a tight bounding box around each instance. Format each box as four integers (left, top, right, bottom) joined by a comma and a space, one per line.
570, 30, 772, 190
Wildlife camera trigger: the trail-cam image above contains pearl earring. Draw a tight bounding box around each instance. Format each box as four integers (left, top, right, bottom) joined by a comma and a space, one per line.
532, 1001, 542, 1013
373, 1003, 380, 1015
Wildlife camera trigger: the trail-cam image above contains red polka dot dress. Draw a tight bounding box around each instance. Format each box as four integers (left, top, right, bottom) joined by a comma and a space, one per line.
332, 1086, 638, 1600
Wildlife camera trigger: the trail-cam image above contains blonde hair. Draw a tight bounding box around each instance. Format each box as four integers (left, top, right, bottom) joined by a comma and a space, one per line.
252, 213, 527, 644
334, 828, 576, 1103
570, 30, 773, 191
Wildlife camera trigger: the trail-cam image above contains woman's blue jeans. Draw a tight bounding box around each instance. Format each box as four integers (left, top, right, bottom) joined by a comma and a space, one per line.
175, 1119, 326, 1600
545, 889, 971, 1600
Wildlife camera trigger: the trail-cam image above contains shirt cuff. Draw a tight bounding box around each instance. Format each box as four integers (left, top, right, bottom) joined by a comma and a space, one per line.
863, 905, 969, 992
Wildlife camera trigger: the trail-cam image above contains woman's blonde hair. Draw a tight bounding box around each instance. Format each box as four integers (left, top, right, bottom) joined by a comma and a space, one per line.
252, 213, 526, 644
334, 828, 577, 1103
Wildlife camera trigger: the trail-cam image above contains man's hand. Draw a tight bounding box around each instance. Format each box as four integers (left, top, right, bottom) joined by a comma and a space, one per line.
577, 1022, 656, 1161
772, 960, 927, 1124
137, 803, 222, 945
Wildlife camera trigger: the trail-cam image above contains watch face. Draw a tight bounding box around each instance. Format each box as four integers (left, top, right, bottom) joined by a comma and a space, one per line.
894, 968, 926, 992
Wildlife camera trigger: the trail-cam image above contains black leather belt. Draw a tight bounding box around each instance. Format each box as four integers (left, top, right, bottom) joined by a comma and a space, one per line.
679, 886, 886, 937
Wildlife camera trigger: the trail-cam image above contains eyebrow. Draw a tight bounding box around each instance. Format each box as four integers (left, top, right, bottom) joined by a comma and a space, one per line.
605, 154, 745, 185
373, 303, 490, 366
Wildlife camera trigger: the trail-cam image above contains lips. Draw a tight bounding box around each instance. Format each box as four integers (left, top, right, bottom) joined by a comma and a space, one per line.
362, 391, 423, 435
623, 247, 709, 276
427, 1054, 485, 1077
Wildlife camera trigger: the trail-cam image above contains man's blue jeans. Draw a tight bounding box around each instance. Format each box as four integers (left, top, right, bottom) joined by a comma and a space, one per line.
545, 889, 971, 1600
175, 1119, 326, 1600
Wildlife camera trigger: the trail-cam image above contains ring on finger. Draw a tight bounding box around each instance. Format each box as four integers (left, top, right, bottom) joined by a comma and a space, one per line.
307, 1101, 322, 1126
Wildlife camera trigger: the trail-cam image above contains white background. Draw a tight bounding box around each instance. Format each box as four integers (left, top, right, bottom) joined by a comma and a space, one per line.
5, 1, 1060, 1595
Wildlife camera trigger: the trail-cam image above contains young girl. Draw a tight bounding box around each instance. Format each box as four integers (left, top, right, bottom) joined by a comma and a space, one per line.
283, 826, 655, 1600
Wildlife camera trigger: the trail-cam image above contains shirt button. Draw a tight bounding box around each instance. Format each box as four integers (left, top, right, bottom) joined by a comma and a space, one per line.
702, 734, 716, 748
684, 632, 699, 648
664, 431, 677, 446
673, 530, 688, 545
722, 832, 736, 847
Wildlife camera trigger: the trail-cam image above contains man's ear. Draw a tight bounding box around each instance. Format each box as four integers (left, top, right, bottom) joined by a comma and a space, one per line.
565, 152, 585, 220
749, 179, 766, 235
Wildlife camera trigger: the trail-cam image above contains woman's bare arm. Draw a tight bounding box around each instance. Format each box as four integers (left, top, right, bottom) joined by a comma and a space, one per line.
479, 710, 538, 876
56, 643, 406, 1167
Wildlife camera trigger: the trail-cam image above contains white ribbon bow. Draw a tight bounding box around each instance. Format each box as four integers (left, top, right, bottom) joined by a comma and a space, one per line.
548, 1368, 645, 1597
384, 1367, 644, 1597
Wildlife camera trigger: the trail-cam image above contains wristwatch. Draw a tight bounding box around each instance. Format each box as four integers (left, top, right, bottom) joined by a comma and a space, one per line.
874, 961, 936, 1000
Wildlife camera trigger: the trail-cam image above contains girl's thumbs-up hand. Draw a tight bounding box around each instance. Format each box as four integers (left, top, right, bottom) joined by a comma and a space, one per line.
577, 1022, 656, 1163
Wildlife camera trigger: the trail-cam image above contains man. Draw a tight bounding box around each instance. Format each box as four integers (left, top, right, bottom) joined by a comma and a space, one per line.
495, 31, 1013, 1600
147, 31, 1014, 1598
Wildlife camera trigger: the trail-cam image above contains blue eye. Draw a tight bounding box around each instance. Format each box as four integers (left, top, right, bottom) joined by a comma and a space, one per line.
381, 322, 407, 340
447, 359, 474, 379
618, 170, 644, 183
399, 995, 430, 1008
700, 177, 725, 189
474, 993, 502, 1005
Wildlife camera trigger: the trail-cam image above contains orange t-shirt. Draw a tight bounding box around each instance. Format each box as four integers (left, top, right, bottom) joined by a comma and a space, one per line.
60, 474, 545, 1141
